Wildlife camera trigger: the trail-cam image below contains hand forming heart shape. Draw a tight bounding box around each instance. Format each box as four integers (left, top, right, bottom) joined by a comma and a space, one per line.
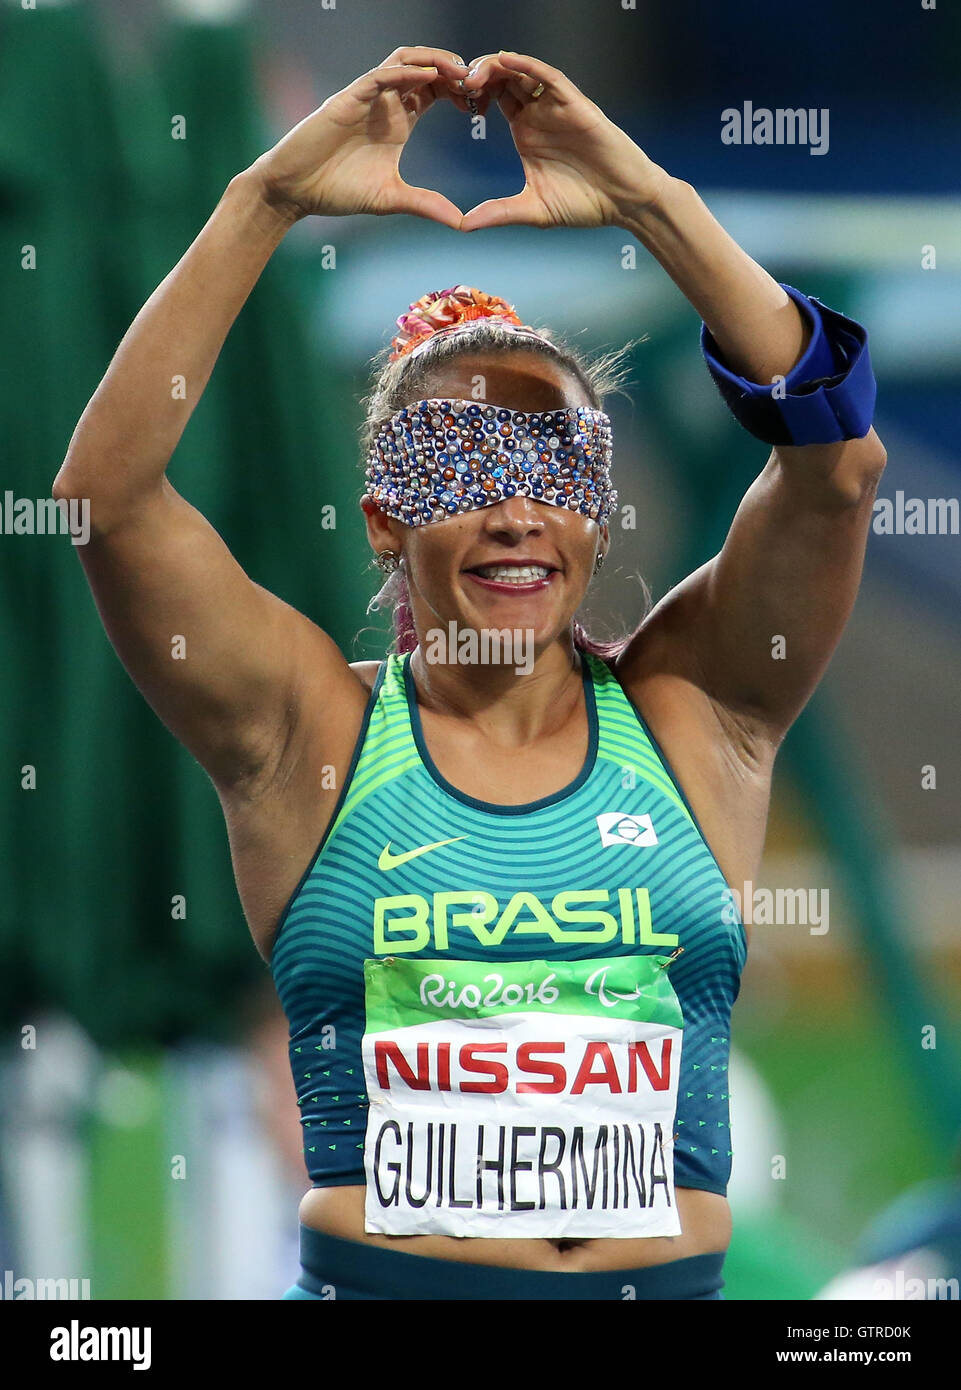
250, 46, 669, 232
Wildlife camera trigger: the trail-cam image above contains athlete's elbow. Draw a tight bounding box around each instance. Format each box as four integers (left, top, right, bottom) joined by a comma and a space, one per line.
51, 462, 77, 503
52, 448, 98, 505
776, 428, 887, 511
831, 439, 886, 510
838, 430, 887, 507
856, 428, 887, 484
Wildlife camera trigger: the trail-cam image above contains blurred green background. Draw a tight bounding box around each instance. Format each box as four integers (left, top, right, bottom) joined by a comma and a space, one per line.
1, 0, 960, 1300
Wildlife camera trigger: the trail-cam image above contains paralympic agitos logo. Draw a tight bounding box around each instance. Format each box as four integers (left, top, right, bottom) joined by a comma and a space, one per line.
584, 966, 646, 1008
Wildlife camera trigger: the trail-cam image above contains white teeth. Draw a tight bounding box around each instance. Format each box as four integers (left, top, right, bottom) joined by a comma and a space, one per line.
474, 565, 550, 583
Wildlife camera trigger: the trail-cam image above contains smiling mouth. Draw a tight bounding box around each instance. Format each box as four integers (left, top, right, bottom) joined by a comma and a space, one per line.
464, 563, 558, 586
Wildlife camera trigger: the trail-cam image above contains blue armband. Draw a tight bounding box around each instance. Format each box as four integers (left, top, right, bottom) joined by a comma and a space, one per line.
699, 283, 876, 446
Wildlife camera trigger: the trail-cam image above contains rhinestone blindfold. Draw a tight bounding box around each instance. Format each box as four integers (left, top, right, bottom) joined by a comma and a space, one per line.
364, 399, 617, 528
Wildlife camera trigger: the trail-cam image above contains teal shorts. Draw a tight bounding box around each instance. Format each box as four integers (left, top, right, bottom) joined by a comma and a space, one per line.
283, 1225, 725, 1301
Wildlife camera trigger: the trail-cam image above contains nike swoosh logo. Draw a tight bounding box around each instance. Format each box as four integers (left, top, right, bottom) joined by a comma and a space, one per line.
378, 836, 466, 870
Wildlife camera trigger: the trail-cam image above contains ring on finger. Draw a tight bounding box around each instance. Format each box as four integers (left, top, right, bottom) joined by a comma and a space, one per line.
530, 80, 546, 99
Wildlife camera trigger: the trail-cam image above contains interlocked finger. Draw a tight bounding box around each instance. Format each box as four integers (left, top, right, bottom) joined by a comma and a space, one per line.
376, 45, 473, 113
461, 51, 568, 122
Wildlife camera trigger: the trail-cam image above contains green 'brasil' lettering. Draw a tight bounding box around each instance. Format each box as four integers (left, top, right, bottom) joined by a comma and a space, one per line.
372, 889, 679, 953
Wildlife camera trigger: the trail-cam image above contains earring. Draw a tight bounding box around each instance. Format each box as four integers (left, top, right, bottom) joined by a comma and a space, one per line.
376, 550, 401, 575
593, 552, 605, 575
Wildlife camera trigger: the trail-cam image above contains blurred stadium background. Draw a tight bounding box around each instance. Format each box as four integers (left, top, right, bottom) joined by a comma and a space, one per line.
1, 0, 959, 1299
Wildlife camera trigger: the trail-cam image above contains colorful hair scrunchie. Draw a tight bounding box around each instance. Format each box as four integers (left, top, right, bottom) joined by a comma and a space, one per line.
390, 285, 560, 362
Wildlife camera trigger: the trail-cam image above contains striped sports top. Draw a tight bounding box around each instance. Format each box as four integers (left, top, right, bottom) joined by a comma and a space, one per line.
270, 650, 747, 1198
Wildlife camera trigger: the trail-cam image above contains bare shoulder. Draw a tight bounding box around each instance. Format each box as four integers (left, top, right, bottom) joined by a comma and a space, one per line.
611, 583, 776, 916
282, 646, 382, 756
612, 570, 717, 731
348, 659, 384, 693
614, 566, 778, 764
214, 647, 387, 961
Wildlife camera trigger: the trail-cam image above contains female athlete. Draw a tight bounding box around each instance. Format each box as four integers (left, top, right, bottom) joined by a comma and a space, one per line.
55, 46, 885, 1301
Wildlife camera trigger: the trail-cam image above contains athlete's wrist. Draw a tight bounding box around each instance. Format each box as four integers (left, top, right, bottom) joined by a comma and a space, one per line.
614, 169, 689, 236
228, 165, 305, 239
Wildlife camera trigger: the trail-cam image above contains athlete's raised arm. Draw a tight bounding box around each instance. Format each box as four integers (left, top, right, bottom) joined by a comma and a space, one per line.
611, 178, 886, 749
460, 51, 886, 748
53, 47, 468, 792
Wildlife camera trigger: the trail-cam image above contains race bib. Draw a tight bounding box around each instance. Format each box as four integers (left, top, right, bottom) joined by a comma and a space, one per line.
361, 954, 684, 1238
